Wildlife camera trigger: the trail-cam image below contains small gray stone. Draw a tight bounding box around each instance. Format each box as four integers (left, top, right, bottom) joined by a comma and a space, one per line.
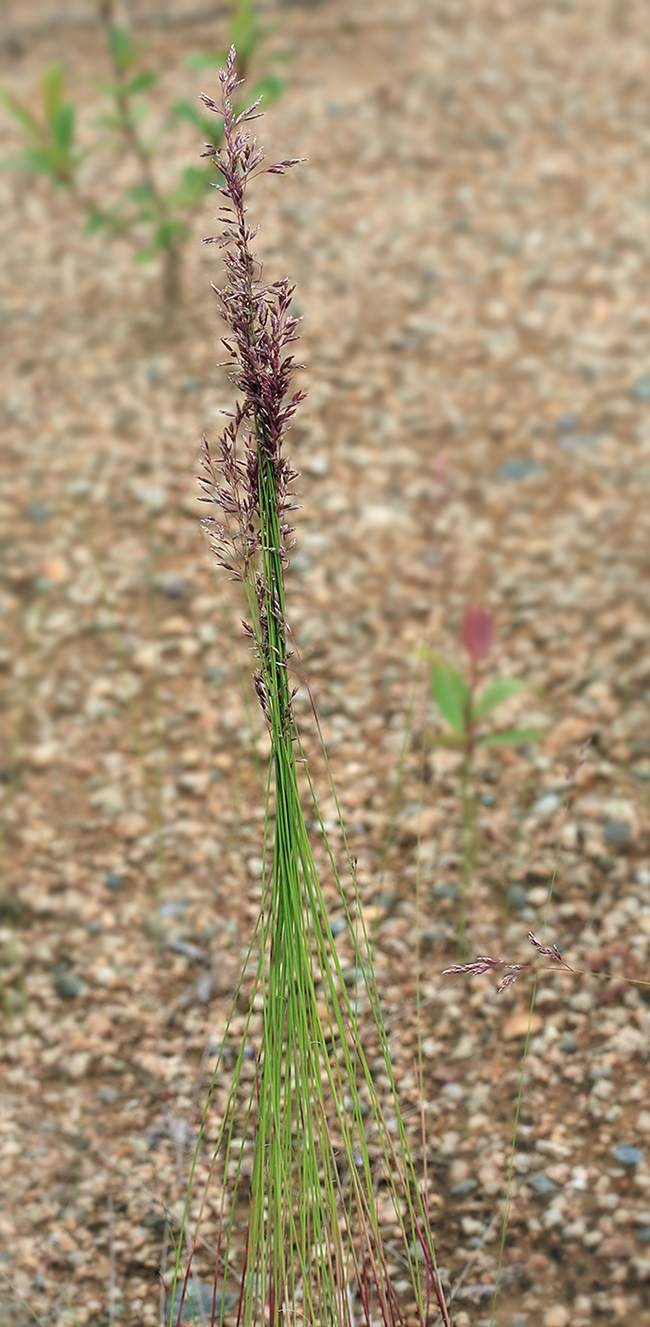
448, 1179, 478, 1197
613, 1145, 644, 1167
559, 1034, 578, 1053
433, 883, 460, 901
557, 431, 602, 454
306, 456, 330, 478
166, 1280, 237, 1323
532, 792, 561, 816
527, 1172, 558, 1196
637, 1228, 650, 1243
67, 477, 92, 498
632, 375, 650, 402
204, 665, 229, 685
104, 872, 123, 891
604, 820, 632, 849
159, 899, 188, 917
26, 502, 50, 524
155, 573, 188, 599
54, 971, 82, 1000
555, 412, 581, 433
136, 484, 166, 511
441, 1081, 465, 1102
98, 1086, 119, 1105
497, 457, 544, 482
505, 885, 529, 911
636, 868, 650, 888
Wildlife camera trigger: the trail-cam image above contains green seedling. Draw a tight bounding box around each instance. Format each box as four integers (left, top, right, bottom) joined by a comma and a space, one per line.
0, 0, 286, 308
429, 606, 542, 946
430, 606, 541, 755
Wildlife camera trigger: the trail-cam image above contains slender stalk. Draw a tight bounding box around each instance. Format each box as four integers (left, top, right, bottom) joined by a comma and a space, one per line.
458, 744, 477, 953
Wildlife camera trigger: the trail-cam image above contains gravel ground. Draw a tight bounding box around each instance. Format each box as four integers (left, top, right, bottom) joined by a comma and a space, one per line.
1, 0, 650, 1324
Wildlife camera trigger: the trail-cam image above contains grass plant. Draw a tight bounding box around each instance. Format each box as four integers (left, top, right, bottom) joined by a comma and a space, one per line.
167, 49, 450, 1327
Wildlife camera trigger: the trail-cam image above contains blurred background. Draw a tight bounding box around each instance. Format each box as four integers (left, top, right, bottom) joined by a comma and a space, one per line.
1, 0, 650, 1324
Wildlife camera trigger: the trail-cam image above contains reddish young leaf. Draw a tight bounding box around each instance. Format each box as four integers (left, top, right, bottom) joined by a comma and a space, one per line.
462, 605, 494, 664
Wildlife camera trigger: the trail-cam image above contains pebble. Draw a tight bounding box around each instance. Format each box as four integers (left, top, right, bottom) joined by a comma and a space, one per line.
449, 1179, 478, 1197
97, 1086, 119, 1105
637, 1228, 650, 1244
133, 483, 166, 511
204, 665, 229, 685
635, 868, 650, 888
66, 476, 92, 498
441, 1081, 466, 1103
155, 572, 188, 598
527, 1172, 558, 1196
166, 1280, 237, 1323
613, 1145, 644, 1167
554, 412, 581, 433
53, 970, 83, 1000
25, 502, 50, 524
433, 883, 460, 901
497, 457, 545, 482
90, 785, 126, 816
559, 1034, 578, 1053
631, 375, 650, 401
159, 899, 188, 917
502, 1011, 543, 1040
306, 456, 330, 477
604, 820, 632, 848
505, 885, 528, 911
532, 792, 561, 816
104, 873, 124, 891
66, 1052, 91, 1080
599, 1237, 635, 1259
544, 1307, 570, 1327
450, 1034, 475, 1060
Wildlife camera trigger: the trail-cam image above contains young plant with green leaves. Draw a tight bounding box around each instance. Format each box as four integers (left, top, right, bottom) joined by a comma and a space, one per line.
430, 606, 541, 757
0, 0, 285, 308
166, 48, 451, 1327
430, 607, 542, 944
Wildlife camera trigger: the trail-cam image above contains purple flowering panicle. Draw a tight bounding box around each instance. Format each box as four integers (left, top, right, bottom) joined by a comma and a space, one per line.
198, 47, 304, 732
443, 931, 574, 994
